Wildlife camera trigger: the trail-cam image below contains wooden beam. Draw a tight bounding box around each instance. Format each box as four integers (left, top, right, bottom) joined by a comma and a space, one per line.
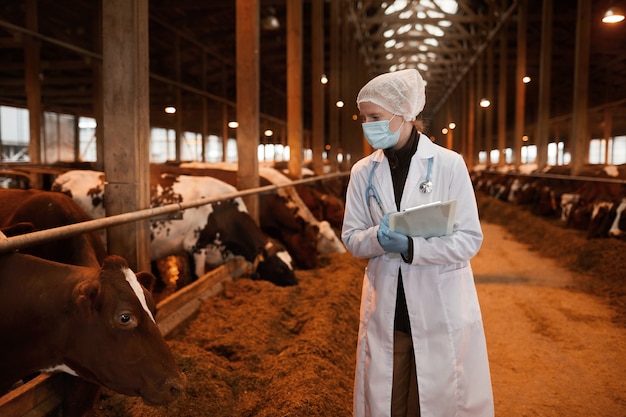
286, 0, 303, 179
101, 0, 151, 272
536, 0, 552, 170
497, 11, 507, 166
514, 0, 527, 169
571, 0, 591, 175
311, 0, 325, 176
236, 0, 260, 222
24, 0, 42, 189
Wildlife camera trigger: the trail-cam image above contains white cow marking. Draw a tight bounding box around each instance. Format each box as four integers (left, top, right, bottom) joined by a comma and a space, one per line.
608, 198, 626, 237
123, 268, 155, 323
276, 250, 294, 269
41, 364, 78, 376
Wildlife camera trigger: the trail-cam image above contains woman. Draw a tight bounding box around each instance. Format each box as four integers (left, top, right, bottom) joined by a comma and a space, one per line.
341, 68, 493, 417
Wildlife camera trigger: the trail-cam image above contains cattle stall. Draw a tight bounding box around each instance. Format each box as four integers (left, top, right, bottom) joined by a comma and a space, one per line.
0, 170, 348, 417
472, 164, 626, 239
0, 258, 248, 417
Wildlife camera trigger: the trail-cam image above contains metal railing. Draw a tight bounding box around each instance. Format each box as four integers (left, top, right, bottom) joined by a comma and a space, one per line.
0, 171, 350, 254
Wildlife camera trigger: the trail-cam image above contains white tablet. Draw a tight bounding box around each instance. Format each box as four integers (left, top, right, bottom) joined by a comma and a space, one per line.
388, 199, 457, 238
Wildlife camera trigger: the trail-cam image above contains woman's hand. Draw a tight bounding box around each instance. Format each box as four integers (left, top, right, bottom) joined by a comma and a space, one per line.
377, 212, 409, 256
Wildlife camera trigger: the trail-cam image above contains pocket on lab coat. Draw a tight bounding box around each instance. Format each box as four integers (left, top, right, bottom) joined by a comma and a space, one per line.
438, 266, 482, 331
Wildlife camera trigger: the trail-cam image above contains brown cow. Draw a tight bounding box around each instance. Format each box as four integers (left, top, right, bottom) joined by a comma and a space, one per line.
0, 253, 185, 413
0, 189, 184, 415
0, 189, 107, 267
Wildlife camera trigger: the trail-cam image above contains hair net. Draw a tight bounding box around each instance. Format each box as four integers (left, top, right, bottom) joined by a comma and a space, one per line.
356, 68, 426, 122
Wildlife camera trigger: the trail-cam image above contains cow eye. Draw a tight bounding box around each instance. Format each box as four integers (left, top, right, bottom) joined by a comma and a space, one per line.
117, 312, 138, 328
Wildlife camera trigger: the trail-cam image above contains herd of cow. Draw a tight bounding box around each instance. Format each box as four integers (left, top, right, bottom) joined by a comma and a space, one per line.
0, 162, 348, 416
472, 164, 626, 239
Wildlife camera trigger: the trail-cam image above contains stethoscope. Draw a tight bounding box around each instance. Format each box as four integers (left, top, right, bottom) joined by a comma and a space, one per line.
365, 157, 434, 220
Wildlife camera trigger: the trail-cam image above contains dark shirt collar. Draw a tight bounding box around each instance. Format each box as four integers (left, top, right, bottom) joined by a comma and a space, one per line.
384, 127, 420, 170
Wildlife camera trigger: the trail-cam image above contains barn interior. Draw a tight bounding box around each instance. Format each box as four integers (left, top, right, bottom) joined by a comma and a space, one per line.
0, 0, 625, 171
2, 2, 626, 417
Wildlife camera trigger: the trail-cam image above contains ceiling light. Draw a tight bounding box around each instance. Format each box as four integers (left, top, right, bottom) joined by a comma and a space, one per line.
262, 7, 280, 30
602, 6, 625, 23
480, 98, 491, 108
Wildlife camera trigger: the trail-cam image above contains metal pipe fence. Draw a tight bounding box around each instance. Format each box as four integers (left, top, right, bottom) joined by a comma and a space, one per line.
0, 171, 350, 254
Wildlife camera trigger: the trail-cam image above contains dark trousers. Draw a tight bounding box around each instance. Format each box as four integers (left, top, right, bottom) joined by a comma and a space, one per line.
391, 330, 420, 417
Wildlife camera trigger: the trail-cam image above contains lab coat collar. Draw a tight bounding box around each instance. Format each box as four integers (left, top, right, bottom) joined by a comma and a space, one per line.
415, 132, 438, 159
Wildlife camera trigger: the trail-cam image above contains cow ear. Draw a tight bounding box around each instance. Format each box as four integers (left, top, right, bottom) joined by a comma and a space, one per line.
136, 271, 156, 293
101, 255, 128, 270
73, 279, 102, 317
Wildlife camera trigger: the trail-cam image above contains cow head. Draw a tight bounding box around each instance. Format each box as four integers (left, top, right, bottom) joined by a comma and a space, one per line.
68, 255, 185, 405
308, 187, 345, 229
260, 193, 319, 270
252, 238, 297, 286
197, 199, 297, 286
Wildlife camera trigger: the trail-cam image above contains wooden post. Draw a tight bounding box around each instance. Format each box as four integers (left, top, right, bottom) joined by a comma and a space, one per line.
24, 0, 42, 188
311, 0, 325, 176
476, 56, 484, 162
571, 0, 591, 175
327, 0, 340, 172
101, 0, 151, 272
236, 0, 260, 221
175, 34, 183, 162
514, 0, 527, 169
497, 15, 507, 165
201, 53, 208, 162
93, 0, 104, 171
287, 0, 303, 179
466, 70, 476, 167
486, 40, 494, 165
536, 0, 553, 170
603, 108, 612, 164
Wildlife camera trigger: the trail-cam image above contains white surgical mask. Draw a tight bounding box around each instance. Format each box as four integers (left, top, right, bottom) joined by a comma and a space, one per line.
362, 115, 404, 149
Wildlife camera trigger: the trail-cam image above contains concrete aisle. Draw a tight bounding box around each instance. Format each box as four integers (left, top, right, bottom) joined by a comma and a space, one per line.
472, 222, 626, 417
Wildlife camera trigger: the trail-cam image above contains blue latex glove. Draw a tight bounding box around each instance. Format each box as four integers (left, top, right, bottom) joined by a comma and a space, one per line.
377, 212, 409, 256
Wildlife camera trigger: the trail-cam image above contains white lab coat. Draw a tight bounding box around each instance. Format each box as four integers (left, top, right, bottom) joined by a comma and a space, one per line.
341, 133, 493, 417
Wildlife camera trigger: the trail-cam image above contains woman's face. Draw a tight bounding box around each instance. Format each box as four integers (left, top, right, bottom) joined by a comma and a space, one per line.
359, 101, 412, 150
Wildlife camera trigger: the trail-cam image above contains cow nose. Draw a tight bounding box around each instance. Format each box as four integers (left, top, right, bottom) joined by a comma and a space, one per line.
166, 373, 186, 400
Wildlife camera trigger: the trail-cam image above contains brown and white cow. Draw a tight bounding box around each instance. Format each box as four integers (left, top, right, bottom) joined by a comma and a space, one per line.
0, 189, 185, 415
173, 162, 346, 258
0, 252, 185, 412
52, 170, 297, 285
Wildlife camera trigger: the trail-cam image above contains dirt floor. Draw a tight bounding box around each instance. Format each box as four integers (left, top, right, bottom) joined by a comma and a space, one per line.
92, 193, 626, 417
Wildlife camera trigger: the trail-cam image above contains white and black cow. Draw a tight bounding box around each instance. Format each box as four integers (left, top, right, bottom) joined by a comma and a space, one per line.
175, 162, 347, 256
0, 169, 30, 189
608, 197, 626, 238
0, 252, 185, 414
52, 170, 297, 286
